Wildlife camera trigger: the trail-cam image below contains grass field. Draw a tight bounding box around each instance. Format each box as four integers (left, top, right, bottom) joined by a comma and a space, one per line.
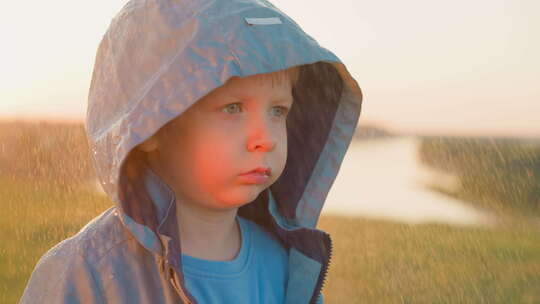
0, 177, 111, 303
2, 121, 540, 303
318, 216, 540, 303
418, 136, 540, 218
2, 177, 540, 303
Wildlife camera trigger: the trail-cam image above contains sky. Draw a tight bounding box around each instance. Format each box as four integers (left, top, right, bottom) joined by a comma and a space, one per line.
1, 0, 539, 137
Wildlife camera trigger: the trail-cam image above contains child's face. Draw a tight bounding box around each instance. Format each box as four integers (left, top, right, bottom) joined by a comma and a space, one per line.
149, 73, 293, 211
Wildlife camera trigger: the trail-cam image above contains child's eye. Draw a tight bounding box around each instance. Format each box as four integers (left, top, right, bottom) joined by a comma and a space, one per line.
222, 103, 242, 114
221, 103, 289, 117
272, 106, 289, 117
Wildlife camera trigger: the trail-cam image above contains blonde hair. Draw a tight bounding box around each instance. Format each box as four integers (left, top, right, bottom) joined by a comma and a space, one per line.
252, 65, 301, 89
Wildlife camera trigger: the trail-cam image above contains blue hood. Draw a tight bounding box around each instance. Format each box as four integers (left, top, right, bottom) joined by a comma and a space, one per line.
85, 0, 363, 302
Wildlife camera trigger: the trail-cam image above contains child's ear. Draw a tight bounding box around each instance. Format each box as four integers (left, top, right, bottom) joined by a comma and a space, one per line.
138, 136, 159, 152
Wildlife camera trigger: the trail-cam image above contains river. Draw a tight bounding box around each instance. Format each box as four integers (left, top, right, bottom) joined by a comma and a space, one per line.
321, 136, 497, 227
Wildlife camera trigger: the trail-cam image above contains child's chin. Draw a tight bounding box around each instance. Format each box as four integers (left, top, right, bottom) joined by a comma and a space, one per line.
217, 188, 265, 208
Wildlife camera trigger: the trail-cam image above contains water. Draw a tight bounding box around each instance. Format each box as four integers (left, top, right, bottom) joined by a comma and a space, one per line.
322, 136, 497, 227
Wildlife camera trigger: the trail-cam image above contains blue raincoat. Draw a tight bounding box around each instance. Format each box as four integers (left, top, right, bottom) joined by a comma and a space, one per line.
19, 0, 362, 303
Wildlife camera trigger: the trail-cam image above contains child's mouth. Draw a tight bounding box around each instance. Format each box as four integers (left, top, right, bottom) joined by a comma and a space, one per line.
238, 172, 270, 184
238, 166, 271, 184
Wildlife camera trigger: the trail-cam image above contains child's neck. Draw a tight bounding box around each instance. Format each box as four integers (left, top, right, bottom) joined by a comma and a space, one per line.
175, 201, 241, 261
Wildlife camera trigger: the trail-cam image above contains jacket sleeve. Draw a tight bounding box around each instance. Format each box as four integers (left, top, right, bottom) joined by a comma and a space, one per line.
19, 241, 106, 304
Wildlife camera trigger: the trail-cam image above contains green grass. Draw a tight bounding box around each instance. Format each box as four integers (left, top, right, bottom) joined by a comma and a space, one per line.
418, 136, 540, 218
2, 177, 540, 303
318, 216, 540, 303
0, 177, 112, 304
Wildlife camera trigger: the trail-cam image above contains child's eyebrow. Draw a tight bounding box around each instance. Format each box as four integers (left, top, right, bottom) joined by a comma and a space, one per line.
233, 95, 293, 105
273, 97, 294, 104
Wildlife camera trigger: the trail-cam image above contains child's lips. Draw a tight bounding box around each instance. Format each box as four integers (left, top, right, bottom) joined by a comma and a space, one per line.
238, 172, 270, 184
238, 166, 271, 184
240, 166, 271, 177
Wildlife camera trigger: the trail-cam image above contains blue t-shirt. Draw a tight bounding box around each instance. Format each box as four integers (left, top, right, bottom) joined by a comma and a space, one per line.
181, 215, 289, 303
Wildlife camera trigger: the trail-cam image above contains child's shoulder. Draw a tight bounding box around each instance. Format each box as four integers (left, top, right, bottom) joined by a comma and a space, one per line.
33, 207, 133, 268
20, 207, 133, 303
58, 207, 134, 262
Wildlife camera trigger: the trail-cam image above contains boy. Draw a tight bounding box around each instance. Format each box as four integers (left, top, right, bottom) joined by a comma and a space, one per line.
20, 0, 363, 303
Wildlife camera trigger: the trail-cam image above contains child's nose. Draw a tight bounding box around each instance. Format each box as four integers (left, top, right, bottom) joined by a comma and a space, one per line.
246, 118, 276, 152
247, 137, 275, 152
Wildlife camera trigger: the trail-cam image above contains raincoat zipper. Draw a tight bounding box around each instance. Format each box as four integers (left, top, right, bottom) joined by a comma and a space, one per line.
169, 267, 193, 304
309, 231, 333, 304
